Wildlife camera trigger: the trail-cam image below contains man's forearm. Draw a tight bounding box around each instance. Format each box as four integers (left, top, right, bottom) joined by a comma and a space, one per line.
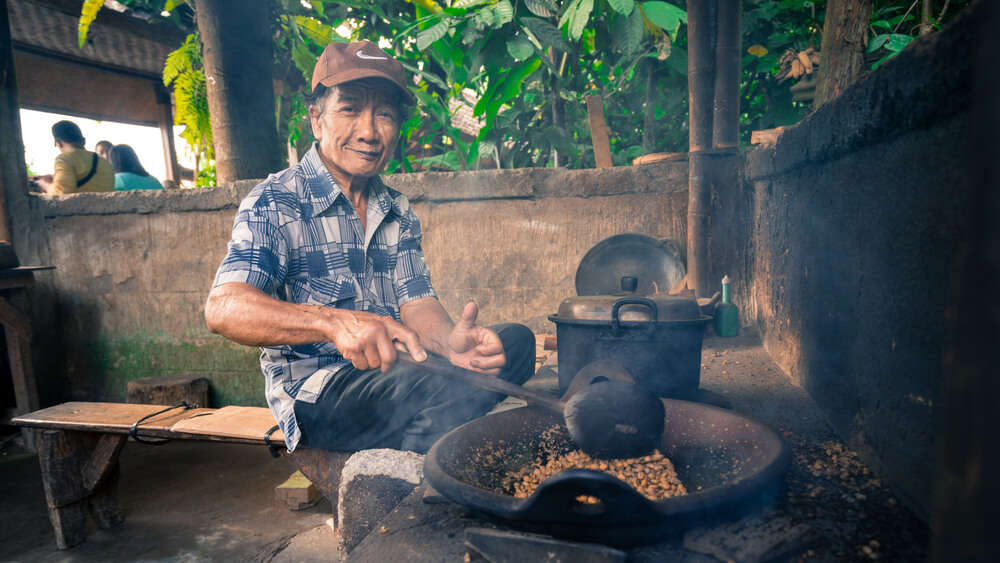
205, 282, 335, 347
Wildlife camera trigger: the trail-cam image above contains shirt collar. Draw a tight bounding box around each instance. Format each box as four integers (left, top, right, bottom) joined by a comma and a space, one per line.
300, 144, 399, 218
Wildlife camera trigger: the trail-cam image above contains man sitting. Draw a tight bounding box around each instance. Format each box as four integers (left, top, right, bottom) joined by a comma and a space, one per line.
204, 41, 535, 454
32, 121, 113, 195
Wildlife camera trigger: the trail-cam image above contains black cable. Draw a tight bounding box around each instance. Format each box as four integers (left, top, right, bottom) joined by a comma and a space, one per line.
264, 424, 282, 458
129, 401, 192, 446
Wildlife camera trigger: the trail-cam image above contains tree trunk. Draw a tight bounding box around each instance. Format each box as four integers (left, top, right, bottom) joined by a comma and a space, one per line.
814, 0, 872, 109
921, 0, 934, 36
196, 0, 283, 185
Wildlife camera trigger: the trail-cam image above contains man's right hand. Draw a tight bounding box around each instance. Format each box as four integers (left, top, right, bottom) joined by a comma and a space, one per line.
325, 309, 426, 372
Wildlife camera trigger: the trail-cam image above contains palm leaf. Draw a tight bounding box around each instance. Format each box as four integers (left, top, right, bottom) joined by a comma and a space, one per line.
77, 0, 103, 48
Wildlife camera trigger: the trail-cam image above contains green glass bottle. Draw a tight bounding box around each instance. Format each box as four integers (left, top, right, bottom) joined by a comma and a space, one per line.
713, 275, 739, 337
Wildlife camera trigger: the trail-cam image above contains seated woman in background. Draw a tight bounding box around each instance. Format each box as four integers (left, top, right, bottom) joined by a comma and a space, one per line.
109, 144, 163, 191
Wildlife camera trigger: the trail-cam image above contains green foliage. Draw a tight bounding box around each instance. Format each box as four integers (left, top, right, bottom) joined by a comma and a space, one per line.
163, 33, 215, 187
740, 0, 823, 140
77, 0, 104, 48
865, 0, 971, 69
79, 0, 974, 178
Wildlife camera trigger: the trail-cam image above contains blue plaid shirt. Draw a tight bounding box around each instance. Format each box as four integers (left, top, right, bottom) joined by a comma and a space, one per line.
212, 145, 436, 451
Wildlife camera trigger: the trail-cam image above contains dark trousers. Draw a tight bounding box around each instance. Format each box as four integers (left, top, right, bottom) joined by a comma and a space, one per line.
294, 323, 535, 454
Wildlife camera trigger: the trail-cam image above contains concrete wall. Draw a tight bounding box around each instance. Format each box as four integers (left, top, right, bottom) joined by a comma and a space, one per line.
32, 161, 688, 407
712, 5, 980, 522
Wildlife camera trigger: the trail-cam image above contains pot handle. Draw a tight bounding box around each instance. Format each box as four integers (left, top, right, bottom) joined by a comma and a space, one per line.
611, 297, 658, 334
514, 468, 662, 524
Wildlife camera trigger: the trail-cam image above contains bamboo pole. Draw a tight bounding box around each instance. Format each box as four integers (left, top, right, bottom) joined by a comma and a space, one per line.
713, 0, 741, 149
687, 0, 717, 153
686, 0, 717, 298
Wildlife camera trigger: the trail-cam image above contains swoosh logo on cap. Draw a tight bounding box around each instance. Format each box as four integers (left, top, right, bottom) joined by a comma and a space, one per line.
356, 50, 388, 60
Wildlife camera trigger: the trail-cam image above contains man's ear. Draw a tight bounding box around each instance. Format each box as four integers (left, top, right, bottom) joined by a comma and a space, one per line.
308, 105, 323, 141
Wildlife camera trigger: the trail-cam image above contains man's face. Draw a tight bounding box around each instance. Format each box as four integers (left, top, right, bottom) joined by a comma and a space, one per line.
96, 146, 110, 161
309, 82, 401, 187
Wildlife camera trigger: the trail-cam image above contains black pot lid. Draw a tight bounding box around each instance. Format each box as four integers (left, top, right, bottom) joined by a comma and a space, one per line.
575, 233, 685, 296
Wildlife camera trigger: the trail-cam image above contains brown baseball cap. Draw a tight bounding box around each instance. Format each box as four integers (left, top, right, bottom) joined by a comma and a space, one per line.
311, 40, 412, 101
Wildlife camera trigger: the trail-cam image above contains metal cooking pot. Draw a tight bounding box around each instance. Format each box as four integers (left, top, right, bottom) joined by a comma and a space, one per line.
548, 277, 711, 398
423, 401, 790, 547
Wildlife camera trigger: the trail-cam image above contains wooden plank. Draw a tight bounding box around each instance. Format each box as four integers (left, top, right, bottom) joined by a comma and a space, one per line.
14, 49, 162, 126
169, 406, 285, 444
586, 94, 613, 168
12, 402, 214, 434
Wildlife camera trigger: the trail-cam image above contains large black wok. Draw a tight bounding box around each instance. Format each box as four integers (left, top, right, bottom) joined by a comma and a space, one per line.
424, 400, 789, 547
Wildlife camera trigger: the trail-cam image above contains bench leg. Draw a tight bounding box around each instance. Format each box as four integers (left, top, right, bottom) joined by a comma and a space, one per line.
36, 430, 127, 549
89, 463, 124, 529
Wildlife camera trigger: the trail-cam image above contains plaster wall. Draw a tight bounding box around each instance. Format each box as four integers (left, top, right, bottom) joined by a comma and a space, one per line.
722, 6, 978, 521
32, 161, 688, 407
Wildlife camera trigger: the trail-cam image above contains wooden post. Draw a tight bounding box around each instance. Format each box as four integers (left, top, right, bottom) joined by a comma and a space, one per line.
0, 295, 37, 449
0, 0, 22, 269
586, 94, 612, 168
196, 0, 283, 185
156, 85, 180, 184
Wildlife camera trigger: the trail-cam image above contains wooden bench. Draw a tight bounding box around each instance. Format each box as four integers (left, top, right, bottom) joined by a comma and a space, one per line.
12, 402, 350, 549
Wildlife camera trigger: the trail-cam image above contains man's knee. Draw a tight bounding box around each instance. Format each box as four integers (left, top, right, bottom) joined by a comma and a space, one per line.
493, 323, 535, 384
495, 323, 534, 356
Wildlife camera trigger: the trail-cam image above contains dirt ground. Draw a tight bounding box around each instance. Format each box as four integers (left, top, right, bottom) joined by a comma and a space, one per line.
0, 329, 930, 562
0, 439, 335, 562
695, 332, 929, 562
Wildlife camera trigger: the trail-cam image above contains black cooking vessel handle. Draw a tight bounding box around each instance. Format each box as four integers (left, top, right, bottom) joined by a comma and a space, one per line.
515, 469, 663, 524
610, 297, 658, 335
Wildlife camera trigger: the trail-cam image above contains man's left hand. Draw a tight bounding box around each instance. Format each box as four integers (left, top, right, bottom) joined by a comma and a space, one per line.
447, 301, 505, 375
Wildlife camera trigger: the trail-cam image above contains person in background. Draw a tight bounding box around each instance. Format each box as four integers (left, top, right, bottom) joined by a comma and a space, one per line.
95, 140, 113, 163
31, 120, 113, 195
109, 144, 163, 191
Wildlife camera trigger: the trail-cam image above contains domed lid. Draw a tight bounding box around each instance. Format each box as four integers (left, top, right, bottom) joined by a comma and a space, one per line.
575, 233, 685, 296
